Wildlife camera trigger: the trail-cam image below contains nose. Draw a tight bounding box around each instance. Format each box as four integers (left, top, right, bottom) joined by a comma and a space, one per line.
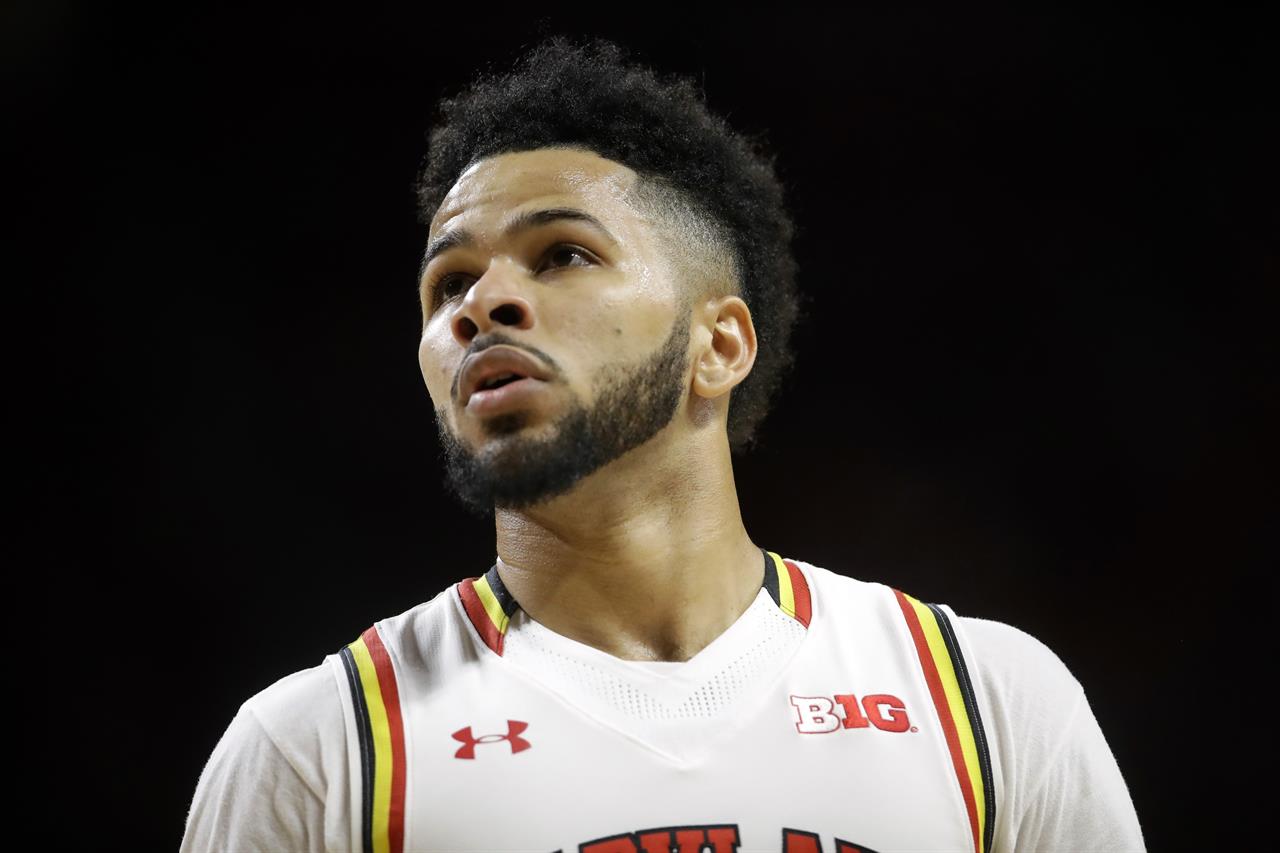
450, 259, 535, 346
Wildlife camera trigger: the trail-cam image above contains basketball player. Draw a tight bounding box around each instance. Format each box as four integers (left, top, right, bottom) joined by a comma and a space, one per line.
181, 36, 1145, 852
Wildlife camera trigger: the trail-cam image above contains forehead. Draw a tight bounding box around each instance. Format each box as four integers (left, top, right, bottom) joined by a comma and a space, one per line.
430, 147, 641, 235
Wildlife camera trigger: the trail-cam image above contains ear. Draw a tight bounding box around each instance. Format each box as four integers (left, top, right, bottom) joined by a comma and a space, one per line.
692, 295, 757, 400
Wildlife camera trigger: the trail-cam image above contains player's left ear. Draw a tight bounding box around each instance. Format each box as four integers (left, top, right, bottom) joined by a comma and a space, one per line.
692, 295, 757, 400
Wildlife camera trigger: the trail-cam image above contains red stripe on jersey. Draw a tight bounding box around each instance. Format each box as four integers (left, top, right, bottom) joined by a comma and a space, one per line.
783, 559, 813, 628
456, 578, 505, 656
892, 590, 981, 853
361, 625, 407, 853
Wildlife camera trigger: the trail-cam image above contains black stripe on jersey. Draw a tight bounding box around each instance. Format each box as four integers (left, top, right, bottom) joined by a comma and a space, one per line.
339, 645, 375, 853
925, 602, 996, 853
760, 548, 780, 609
483, 562, 520, 620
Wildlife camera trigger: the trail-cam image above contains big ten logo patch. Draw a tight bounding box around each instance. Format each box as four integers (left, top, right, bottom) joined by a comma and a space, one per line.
789, 693, 914, 734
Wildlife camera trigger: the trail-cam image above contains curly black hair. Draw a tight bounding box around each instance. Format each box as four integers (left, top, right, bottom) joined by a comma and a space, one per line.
415, 35, 807, 454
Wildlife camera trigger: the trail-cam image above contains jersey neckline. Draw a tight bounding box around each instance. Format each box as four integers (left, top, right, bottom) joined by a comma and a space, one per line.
455, 547, 813, 658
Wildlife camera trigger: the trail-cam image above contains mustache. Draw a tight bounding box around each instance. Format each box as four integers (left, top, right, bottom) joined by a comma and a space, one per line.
450, 331, 560, 401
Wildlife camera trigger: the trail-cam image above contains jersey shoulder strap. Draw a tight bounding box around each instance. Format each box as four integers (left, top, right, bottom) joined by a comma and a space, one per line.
891, 589, 996, 853
336, 624, 408, 853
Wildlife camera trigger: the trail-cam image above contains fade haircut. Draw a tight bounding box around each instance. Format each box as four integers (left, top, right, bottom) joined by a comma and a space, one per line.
415, 35, 807, 454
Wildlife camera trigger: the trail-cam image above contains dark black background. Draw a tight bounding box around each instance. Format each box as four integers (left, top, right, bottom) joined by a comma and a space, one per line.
23, 5, 1273, 850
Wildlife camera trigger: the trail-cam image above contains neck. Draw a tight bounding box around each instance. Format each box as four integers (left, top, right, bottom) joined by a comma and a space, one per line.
492, 429, 762, 663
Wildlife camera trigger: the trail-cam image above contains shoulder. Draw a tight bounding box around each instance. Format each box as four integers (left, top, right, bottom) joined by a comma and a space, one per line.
939, 612, 1091, 785
948, 612, 1086, 714
242, 655, 350, 770
182, 582, 475, 852
936, 611, 1145, 851
770, 559, 1145, 849
351, 581, 476, 674
791, 556, 1085, 710
779, 556, 889, 613
181, 658, 351, 852
203, 586, 462, 801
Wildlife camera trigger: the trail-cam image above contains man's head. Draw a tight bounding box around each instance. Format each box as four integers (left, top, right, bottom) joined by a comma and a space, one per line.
414, 37, 805, 515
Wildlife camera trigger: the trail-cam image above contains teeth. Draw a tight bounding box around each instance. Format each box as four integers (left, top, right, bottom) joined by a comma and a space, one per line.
481, 372, 518, 389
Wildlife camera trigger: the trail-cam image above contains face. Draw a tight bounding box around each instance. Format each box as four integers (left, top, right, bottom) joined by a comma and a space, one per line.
417, 147, 694, 515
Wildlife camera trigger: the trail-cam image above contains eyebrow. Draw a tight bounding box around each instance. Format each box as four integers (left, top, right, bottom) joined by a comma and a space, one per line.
419, 207, 620, 282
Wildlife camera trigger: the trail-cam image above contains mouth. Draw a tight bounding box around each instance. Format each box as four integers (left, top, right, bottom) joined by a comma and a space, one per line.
466, 375, 549, 417
477, 373, 523, 391
459, 345, 554, 410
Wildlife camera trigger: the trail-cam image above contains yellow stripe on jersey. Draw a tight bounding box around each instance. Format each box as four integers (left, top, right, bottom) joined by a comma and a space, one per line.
898, 592, 989, 853
473, 574, 511, 636
350, 635, 396, 853
767, 551, 796, 618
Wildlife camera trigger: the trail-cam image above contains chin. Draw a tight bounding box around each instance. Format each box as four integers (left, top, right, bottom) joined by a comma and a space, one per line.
478, 410, 536, 437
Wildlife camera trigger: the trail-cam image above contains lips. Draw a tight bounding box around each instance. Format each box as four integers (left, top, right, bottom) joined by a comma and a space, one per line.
459, 346, 552, 407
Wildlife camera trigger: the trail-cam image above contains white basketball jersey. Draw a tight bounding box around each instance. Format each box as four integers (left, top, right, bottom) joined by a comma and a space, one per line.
330, 549, 995, 853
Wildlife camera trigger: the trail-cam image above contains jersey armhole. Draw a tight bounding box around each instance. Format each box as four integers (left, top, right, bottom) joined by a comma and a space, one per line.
934, 604, 1004, 840
892, 590, 998, 853
333, 624, 410, 853
328, 651, 366, 853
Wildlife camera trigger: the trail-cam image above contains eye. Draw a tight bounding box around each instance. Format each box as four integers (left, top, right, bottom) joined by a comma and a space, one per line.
539, 244, 594, 273
426, 244, 595, 311
432, 273, 469, 304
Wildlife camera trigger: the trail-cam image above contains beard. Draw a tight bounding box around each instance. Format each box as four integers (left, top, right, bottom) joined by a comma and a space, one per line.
433, 310, 691, 517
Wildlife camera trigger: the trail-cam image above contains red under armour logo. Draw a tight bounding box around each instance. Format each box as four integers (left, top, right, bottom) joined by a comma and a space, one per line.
452, 720, 532, 759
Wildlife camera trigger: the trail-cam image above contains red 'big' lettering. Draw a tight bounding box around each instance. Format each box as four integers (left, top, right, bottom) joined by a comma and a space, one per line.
790, 693, 911, 734
858, 694, 910, 733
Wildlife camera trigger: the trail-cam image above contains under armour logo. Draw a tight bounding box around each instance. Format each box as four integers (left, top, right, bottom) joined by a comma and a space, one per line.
452, 719, 532, 759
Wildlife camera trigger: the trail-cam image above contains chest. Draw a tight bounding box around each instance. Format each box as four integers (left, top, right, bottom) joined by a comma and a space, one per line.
397, 637, 975, 852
